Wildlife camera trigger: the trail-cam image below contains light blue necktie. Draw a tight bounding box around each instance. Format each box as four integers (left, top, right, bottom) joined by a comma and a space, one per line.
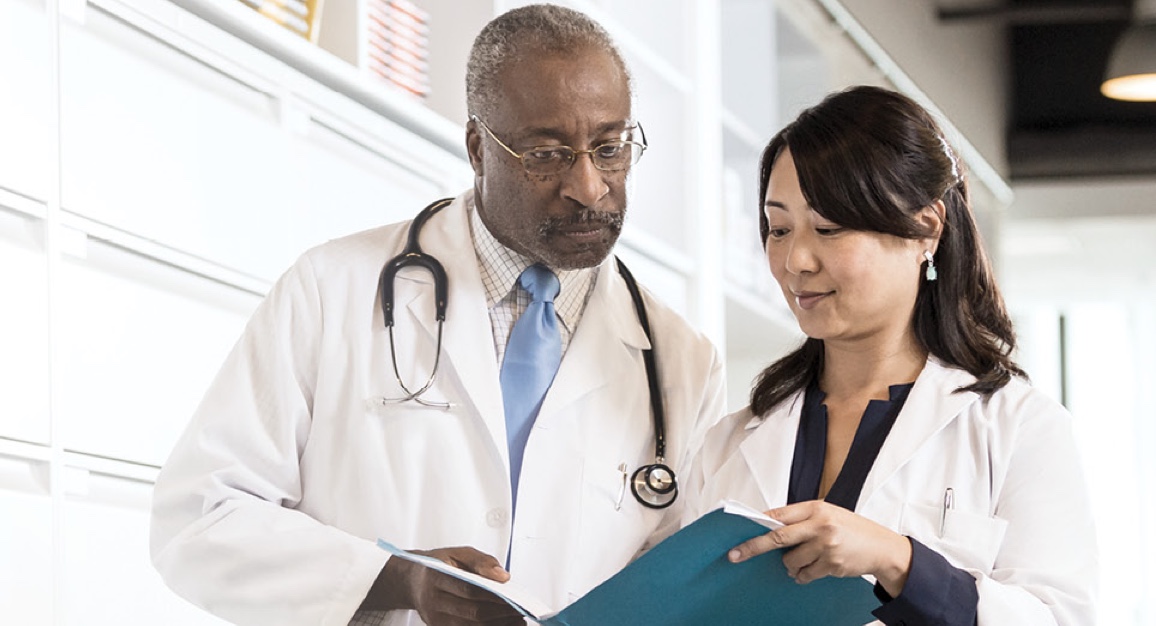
500, 264, 562, 511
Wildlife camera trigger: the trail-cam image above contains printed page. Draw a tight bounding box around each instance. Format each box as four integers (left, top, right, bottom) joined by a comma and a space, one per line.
375, 540, 556, 621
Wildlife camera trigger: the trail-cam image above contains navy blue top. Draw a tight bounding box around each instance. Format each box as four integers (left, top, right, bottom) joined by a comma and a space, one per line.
789, 383, 979, 626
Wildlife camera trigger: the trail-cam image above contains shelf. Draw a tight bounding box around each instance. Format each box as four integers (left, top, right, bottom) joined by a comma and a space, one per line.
0, 187, 48, 222
58, 211, 272, 297
62, 450, 162, 483
0, 438, 53, 465
160, 0, 466, 158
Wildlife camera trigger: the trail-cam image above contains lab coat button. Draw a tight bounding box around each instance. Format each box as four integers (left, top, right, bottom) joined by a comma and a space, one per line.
486, 508, 508, 528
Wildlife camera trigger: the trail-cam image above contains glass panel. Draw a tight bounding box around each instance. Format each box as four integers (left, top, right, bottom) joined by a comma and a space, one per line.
773, 10, 830, 130
0, 209, 50, 444
0, 456, 52, 625
0, 0, 52, 202
596, 0, 689, 74
625, 59, 686, 251
1008, 307, 1063, 403
614, 245, 687, 316
721, 0, 778, 139
56, 241, 258, 467
64, 473, 229, 624
722, 132, 771, 294
1064, 304, 1144, 626
58, 9, 295, 281
724, 298, 802, 413
290, 119, 444, 244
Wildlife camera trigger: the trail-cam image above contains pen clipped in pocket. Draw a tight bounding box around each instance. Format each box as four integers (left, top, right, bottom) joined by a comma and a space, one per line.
898, 500, 1008, 572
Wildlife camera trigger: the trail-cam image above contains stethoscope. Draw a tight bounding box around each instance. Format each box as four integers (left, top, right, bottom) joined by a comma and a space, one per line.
378, 198, 679, 509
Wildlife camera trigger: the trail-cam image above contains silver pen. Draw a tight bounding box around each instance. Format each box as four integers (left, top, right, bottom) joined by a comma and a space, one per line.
615, 463, 628, 511
940, 487, 954, 537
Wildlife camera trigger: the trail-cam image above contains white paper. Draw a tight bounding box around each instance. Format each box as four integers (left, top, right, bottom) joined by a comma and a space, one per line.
375, 540, 556, 620
721, 499, 786, 531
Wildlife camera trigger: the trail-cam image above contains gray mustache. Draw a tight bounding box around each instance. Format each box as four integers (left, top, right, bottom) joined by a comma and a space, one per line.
540, 211, 624, 233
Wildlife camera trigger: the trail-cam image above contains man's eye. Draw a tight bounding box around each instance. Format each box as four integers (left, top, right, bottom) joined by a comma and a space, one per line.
767, 228, 789, 239
525, 148, 569, 162
594, 143, 626, 159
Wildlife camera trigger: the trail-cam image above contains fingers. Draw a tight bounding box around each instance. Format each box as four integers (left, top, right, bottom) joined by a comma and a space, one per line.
408, 547, 525, 625
781, 540, 828, 582
421, 586, 525, 625
728, 501, 834, 564
733, 502, 906, 586
443, 547, 511, 583
728, 527, 796, 563
765, 500, 821, 525
417, 570, 525, 625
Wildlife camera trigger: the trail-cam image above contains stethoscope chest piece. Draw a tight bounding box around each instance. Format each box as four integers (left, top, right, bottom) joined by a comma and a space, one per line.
630, 461, 677, 509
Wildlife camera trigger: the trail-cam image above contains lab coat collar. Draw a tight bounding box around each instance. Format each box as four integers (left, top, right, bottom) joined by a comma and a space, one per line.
735, 357, 979, 511
396, 192, 507, 449
536, 253, 651, 422
856, 357, 978, 508
737, 393, 803, 510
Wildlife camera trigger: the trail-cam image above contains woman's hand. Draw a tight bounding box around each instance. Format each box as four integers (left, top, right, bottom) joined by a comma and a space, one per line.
727, 500, 913, 597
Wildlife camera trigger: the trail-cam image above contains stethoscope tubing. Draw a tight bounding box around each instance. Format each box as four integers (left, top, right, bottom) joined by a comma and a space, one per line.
378, 198, 677, 508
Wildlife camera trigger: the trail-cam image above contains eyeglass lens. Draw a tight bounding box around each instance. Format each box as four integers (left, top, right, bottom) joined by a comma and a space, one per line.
521, 141, 644, 174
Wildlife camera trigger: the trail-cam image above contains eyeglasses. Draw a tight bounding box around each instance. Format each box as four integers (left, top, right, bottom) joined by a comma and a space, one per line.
471, 115, 647, 175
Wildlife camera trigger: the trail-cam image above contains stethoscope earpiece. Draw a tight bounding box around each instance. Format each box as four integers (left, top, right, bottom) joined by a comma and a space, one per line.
630, 462, 678, 509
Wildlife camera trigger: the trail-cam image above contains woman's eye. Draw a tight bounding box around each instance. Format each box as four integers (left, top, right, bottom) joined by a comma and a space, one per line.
767, 228, 789, 239
816, 226, 843, 235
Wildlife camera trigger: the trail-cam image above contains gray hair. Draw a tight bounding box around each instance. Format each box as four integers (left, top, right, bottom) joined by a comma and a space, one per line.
466, 4, 632, 120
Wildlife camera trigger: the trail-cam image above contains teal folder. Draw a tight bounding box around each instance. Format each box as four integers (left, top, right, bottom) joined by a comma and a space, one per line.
378, 507, 880, 625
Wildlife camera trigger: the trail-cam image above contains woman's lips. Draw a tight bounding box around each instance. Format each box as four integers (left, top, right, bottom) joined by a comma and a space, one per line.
793, 290, 830, 310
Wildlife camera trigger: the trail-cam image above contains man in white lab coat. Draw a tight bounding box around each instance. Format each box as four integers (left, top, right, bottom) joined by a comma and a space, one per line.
149, 5, 725, 626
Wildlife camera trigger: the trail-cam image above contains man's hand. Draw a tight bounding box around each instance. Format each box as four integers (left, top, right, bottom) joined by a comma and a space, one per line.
364, 545, 526, 625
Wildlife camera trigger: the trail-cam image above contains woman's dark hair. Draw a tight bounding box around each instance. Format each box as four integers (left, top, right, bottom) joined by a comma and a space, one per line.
750, 85, 1024, 416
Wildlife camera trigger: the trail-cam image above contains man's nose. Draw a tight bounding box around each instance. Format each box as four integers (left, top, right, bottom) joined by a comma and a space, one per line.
560, 152, 611, 207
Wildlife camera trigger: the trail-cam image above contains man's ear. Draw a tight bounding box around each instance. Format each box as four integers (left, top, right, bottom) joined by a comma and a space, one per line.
466, 118, 484, 176
918, 200, 946, 253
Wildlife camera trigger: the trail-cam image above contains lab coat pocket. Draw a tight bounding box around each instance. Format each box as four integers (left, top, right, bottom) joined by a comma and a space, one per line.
572, 456, 666, 592
579, 457, 665, 530
898, 501, 1008, 573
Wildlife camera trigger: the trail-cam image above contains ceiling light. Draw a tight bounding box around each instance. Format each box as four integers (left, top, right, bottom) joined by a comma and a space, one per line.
1102, 1, 1156, 101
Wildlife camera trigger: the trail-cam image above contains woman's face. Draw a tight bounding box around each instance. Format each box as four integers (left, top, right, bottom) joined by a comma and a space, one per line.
763, 149, 931, 348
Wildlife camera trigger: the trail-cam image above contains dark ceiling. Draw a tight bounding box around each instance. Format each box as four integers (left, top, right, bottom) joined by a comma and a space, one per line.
938, 0, 1156, 180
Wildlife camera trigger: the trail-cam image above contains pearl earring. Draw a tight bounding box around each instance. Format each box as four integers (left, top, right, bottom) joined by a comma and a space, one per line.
923, 250, 938, 281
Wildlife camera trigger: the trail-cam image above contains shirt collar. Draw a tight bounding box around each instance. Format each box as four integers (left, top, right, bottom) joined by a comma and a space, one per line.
468, 196, 595, 333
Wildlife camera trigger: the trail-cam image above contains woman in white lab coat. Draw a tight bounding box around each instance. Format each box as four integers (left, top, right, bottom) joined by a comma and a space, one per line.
684, 86, 1097, 625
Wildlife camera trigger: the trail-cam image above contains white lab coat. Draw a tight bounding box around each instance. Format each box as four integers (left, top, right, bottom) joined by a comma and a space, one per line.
684, 357, 1097, 626
150, 191, 726, 626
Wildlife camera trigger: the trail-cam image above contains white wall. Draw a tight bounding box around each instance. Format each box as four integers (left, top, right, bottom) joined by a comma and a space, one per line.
0, 0, 467, 622
3, 0, 1142, 623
